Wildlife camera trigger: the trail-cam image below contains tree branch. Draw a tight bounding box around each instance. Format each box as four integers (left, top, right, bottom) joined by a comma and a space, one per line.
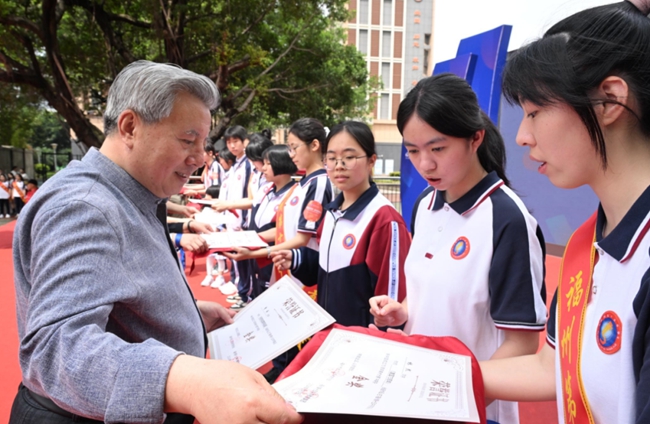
267, 84, 329, 94
0, 16, 45, 42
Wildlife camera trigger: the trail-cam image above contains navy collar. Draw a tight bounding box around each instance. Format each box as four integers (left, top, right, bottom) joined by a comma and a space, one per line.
597, 183, 650, 262
429, 171, 504, 215
271, 180, 297, 197
300, 168, 327, 187
325, 183, 379, 221
84, 148, 163, 215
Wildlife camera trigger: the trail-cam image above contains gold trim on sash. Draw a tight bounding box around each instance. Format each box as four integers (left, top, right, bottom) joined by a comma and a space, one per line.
558, 212, 597, 424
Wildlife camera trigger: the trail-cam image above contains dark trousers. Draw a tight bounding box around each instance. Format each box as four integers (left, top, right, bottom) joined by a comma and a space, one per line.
13, 197, 24, 215
10, 384, 194, 424
0, 198, 9, 215
236, 259, 258, 302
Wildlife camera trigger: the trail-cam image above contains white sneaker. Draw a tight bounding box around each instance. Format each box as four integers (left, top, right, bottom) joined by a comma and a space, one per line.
226, 294, 241, 304
200, 276, 213, 287
4, 214, 8, 218
218, 282, 238, 295
209, 275, 225, 289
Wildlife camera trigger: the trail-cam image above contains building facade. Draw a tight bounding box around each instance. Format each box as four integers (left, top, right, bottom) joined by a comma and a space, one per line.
345, 0, 435, 174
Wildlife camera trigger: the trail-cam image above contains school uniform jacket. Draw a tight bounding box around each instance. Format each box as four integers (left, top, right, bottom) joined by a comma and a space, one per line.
547, 184, 650, 424
406, 171, 547, 424
290, 184, 410, 327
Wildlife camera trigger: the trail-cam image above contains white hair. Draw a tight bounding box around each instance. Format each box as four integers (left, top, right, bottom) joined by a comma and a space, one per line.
104, 60, 219, 135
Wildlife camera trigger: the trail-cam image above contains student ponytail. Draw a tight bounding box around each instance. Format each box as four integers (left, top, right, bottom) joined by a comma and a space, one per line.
477, 111, 509, 186
397, 73, 510, 186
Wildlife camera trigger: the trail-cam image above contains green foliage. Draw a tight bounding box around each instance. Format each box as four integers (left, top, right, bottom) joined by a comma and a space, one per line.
0, 0, 374, 146
34, 163, 50, 179
389, 171, 401, 177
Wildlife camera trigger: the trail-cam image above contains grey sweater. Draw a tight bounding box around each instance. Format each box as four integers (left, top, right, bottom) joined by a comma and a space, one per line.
13, 148, 205, 423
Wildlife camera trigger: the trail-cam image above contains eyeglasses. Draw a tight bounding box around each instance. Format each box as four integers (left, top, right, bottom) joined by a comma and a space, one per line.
287, 143, 305, 155
324, 155, 367, 170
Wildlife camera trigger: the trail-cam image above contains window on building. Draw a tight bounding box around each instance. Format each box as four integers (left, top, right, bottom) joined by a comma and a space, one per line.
424, 33, 431, 45
380, 93, 390, 119
381, 63, 390, 88
382, 31, 391, 57
382, 0, 392, 25
359, 30, 368, 54
359, 0, 369, 24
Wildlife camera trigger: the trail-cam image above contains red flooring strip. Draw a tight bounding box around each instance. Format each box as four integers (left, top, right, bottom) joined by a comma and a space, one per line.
0, 220, 558, 422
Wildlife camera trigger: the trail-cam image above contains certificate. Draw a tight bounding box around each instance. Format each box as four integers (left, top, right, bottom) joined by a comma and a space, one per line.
201, 230, 268, 250
187, 198, 218, 205
193, 208, 229, 228
272, 328, 480, 423
208, 276, 335, 370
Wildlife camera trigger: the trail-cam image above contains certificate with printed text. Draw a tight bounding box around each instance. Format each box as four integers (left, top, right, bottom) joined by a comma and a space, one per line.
272, 329, 480, 422
208, 276, 335, 370
200, 230, 268, 250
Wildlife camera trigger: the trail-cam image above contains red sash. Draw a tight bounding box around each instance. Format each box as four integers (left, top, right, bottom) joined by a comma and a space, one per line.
274, 183, 299, 281
13, 181, 26, 203
558, 212, 597, 424
0, 182, 10, 195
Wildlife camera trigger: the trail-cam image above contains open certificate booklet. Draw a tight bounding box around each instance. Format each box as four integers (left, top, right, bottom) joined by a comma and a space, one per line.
208, 276, 335, 370
200, 230, 269, 251
273, 329, 480, 423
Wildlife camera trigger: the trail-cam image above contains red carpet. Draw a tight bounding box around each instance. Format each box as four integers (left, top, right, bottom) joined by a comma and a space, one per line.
0, 220, 557, 422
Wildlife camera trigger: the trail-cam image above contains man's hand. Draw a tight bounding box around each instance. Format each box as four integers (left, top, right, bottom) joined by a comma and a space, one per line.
180, 234, 208, 253
190, 221, 215, 234
196, 300, 235, 332
165, 356, 303, 424
180, 205, 200, 218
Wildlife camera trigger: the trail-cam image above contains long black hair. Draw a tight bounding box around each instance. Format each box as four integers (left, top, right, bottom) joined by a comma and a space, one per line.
397, 73, 509, 186
502, 1, 650, 167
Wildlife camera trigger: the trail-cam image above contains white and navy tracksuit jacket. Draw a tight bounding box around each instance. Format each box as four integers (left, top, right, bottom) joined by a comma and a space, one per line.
547, 185, 650, 424
405, 171, 547, 424
290, 184, 410, 327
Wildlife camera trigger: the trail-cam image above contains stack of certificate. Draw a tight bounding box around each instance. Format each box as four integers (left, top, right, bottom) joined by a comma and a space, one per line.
208, 276, 481, 423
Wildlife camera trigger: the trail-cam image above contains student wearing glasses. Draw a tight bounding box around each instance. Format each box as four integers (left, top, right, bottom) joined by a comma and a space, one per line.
369, 74, 547, 424
224, 118, 333, 264
273, 120, 410, 330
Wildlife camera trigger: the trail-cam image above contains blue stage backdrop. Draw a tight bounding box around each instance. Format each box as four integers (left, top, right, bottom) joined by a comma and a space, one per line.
399, 25, 598, 246
400, 25, 512, 230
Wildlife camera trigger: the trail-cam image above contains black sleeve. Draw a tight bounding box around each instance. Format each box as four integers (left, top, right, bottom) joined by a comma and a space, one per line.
632, 265, 650, 423
291, 247, 320, 287
168, 222, 183, 233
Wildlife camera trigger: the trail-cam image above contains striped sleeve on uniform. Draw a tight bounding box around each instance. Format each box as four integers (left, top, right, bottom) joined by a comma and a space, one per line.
298, 176, 333, 234
489, 187, 547, 331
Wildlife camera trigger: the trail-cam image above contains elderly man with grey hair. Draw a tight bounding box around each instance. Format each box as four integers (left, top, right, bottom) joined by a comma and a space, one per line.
10, 61, 302, 424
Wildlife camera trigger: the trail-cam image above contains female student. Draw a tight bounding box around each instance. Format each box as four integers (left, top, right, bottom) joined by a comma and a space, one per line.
479, 2, 650, 423
273, 121, 411, 327
12, 172, 26, 216
248, 145, 298, 298
369, 74, 547, 424
224, 118, 333, 267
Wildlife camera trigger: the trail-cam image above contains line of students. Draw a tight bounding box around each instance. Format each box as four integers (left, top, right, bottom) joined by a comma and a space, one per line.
196, 4, 650, 418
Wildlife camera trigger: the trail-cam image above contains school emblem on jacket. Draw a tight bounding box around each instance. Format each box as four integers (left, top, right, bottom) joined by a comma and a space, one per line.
343, 234, 356, 250
450, 237, 470, 260
597, 311, 622, 354
290, 196, 299, 206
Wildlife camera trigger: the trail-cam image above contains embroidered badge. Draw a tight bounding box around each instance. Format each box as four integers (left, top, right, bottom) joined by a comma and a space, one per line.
425, 253, 433, 259
237, 174, 242, 180
343, 234, 356, 250
289, 196, 300, 206
597, 311, 622, 354
303, 200, 323, 222
274, 205, 279, 212
450, 237, 470, 260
